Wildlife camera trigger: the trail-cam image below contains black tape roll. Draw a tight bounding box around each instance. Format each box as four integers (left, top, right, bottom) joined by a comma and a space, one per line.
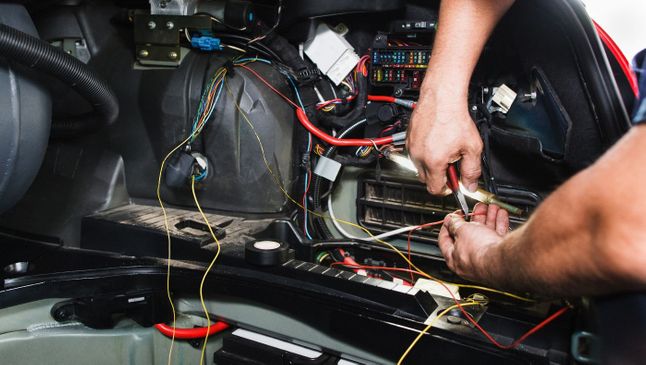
245, 240, 293, 266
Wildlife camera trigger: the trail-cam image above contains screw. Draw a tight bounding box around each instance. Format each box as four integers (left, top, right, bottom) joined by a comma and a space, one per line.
166, 21, 174, 30
471, 105, 478, 111
139, 49, 150, 58
168, 51, 178, 60
147, 21, 156, 29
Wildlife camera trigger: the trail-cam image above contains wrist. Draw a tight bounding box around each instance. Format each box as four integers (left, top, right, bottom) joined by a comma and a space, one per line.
420, 71, 469, 101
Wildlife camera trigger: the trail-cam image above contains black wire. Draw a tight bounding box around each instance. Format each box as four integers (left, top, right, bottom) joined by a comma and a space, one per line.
248, 0, 283, 44
211, 33, 282, 61
310, 118, 370, 239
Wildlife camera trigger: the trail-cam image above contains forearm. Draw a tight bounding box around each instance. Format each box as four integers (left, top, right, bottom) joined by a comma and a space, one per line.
479, 126, 646, 296
422, 0, 515, 99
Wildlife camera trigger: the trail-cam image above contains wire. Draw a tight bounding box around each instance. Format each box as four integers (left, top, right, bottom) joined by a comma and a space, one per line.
223, 76, 534, 303
287, 75, 313, 240
191, 176, 223, 365
333, 261, 570, 354
248, 0, 283, 44
223, 44, 246, 53
397, 302, 483, 365
328, 198, 442, 242
156, 134, 195, 365
155, 322, 230, 339
156, 66, 227, 365
235, 64, 399, 147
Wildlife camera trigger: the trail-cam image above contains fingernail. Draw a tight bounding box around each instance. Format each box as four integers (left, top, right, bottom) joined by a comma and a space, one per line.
468, 183, 478, 192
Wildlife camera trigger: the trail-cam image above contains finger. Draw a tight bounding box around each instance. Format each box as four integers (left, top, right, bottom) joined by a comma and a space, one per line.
416, 165, 428, 185
495, 208, 510, 235
444, 213, 466, 237
438, 225, 455, 263
472, 203, 488, 224
426, 158, 449, 196
485, 204, 500, 229
460, 146, 482, 192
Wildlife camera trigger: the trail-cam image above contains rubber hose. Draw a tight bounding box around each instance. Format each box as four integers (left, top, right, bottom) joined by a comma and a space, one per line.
311, 118, 369, 239
0, 23, 119, 136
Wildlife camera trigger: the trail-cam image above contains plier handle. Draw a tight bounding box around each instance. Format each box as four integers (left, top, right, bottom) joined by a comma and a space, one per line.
447, 163, 470, 219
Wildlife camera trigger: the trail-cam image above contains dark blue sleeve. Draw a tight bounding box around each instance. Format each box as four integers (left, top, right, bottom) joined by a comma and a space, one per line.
634, 99, 646, 125
633, 49, 646, 124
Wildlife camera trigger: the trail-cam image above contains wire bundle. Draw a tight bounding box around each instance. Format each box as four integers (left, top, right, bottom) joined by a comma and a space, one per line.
190, 68, 228, 142
153, 40, 570, 365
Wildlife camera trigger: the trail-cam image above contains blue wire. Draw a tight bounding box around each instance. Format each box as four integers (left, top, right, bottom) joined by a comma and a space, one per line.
191, 74, 226, 141
233, 57, 272, 65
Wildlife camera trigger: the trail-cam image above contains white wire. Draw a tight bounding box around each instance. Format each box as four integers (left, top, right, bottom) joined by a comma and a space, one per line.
327, 193, 422, 242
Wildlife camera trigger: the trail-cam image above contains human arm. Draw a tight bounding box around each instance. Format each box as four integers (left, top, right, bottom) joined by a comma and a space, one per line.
406, 0, 515, 195
439, 125, 646, 296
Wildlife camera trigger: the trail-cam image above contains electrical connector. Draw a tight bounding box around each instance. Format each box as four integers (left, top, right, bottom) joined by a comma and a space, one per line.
304, 22, 360, 85
191, 36, 222, 51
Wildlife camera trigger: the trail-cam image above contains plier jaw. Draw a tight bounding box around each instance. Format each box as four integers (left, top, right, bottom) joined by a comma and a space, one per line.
447, 164, 470, 219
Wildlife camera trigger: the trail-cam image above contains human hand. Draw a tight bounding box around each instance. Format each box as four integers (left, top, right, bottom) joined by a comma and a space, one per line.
406, 92, 483, 195
438, 203, 509, 282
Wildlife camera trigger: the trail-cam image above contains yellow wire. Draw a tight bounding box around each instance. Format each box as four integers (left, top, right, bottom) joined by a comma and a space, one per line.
156, 134, 193, 365
224, 78, 534, 303
191, 176, 222, 365
156, 67, 227, 365
397, 302, 483, 365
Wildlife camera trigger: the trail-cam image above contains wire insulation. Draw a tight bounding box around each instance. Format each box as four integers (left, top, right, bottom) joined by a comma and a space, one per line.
191, 176, 223, 365
223, 73, 533, 303
155, 322, 230, 339
397, 302, 483, 365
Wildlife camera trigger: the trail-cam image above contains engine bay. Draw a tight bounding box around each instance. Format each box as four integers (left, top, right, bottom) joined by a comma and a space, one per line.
0, 0, 637, 364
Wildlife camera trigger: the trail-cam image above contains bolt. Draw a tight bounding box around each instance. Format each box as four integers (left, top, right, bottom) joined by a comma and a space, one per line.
166, 21, 174, 30
55, 308, 70, 321
147, 21, 156, 30
168, 51, 178, 60
139, 49, 150, 58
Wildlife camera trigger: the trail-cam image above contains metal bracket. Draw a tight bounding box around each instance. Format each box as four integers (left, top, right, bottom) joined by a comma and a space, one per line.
134, 13, 212, 66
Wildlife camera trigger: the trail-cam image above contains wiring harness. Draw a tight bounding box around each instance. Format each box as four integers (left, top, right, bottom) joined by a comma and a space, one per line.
153, 17, 571, 365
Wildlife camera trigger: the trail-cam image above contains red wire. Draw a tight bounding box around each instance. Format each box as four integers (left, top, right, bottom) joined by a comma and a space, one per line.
334, 261, 569, 349
154, 322, 230, 339
237, 64, 300, 108
237, 64, 396, 147
407, 228, 417, 282
593, 20, 639, 96
367, 95, 397, 103
296, 108, 394, 146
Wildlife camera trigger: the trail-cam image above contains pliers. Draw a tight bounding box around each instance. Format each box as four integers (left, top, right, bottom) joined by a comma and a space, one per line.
447, 163, 470, 219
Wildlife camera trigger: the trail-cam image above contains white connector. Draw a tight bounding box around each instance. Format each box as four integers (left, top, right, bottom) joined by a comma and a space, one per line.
490, 84, 517, 114
304, 22, 360, 85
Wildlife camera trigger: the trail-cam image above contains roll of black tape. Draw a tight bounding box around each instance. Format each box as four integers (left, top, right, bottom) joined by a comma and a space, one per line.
245, 240, 293, 266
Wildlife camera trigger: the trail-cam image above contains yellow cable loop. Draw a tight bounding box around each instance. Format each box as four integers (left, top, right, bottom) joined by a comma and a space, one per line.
191, 176, 222, 365
224, 77, 534, 303
156, 134, 191, 365
156, 68, 227, 365
397, 302, 483, 365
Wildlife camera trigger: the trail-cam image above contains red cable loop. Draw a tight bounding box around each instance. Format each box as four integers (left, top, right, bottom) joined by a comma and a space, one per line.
593, 20, 639, 97
154, 322, 230, 339
296, 108, 394, 146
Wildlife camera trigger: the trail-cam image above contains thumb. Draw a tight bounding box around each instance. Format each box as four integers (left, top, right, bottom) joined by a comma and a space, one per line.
444, 213, 466, 238
460, 147, 482, 192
